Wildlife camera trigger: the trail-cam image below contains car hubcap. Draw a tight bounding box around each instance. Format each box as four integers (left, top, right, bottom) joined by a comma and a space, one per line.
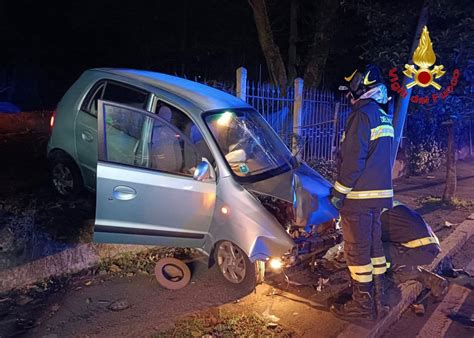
217, 241, 246, 283
161, 264, 185, 282
52, 163, 74, 195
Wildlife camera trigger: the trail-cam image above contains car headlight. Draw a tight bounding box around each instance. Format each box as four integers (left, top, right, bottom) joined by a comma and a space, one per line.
269, 257, 284, 271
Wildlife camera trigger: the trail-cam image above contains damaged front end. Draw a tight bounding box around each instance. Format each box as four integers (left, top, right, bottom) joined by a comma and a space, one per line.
245, 163, 341, 269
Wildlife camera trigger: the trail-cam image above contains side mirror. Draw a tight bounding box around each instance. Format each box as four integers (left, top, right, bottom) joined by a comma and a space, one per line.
193, 158, 216, 182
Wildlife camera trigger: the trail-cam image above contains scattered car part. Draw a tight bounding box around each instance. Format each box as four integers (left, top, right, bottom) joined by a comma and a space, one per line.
154, 257, 191, 290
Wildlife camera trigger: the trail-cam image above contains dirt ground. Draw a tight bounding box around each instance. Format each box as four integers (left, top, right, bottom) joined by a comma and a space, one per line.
0, 129, 473, 337
393, 157, 474, 241
0, 131, 95, 270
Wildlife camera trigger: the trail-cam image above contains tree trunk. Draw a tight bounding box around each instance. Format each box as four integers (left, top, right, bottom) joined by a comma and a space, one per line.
287, 0, 299, 83
248, 0, 287, 89
443, 121, 457, 202
303, 0, 339, 88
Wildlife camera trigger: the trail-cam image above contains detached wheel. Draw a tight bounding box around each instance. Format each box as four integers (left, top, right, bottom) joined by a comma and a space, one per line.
215, 241, 257, 289
154, 258, 191, 290
49, 153, 83, 197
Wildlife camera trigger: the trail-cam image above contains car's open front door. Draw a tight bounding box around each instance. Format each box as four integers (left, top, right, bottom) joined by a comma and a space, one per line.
93, 100, 216, 248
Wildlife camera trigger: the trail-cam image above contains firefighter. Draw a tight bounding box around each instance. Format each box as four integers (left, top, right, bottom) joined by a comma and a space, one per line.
381, 203, 448, 298
329, 64, 393, 321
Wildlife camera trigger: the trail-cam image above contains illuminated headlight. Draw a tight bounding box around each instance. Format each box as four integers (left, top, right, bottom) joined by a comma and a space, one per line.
269, 258, 284, 271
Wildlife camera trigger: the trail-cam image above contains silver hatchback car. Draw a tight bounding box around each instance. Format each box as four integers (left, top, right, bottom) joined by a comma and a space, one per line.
48, 68, 338, 286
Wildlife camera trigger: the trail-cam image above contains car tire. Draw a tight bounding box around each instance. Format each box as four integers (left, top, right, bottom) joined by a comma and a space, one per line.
49, 152, 84, 198
214, 240, 258, 291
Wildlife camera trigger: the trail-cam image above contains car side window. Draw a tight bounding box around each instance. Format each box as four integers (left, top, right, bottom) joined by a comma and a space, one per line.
149, 103, 213, 176
82, 81, 148, 117
102, 83, 148, 110
81, 83, 105, 116
99, 102, 147, 167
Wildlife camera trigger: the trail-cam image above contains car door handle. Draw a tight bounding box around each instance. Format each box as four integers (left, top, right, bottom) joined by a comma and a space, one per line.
81, 131, 94, 142
112, 186, 137, 201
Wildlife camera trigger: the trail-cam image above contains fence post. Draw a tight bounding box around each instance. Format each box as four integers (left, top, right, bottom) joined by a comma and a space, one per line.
330, 102, 340, 161
470, 115, 473, 157
236, 67, 247, 102
292, 77, 303, 155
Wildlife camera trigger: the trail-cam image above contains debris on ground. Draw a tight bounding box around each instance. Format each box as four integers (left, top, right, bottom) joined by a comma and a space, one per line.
15, 295, 34, 306
156, 310, 294, 337
411, 303, 425, 316
97, 247, 198, 278
107, 299, 130, 312
444, 221, 457, 228
262, 307, 280, 322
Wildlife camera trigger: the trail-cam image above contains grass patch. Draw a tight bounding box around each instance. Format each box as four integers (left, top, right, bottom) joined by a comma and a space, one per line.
447, 197, 473, 209
416, 195, 473, 209
98, 247, 196, 276
156, 310, 294, 337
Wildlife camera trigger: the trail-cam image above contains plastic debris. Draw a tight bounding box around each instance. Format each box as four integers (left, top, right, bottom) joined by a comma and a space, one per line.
444, 221, 457, 228
15, 295, 33, 306
412, 303, 425, 316
107, 299, 130, 311
262, 308, 280, 322
316, 278, 330, 292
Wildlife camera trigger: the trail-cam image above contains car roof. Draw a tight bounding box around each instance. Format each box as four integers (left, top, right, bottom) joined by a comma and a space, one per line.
92, 68, 251, 112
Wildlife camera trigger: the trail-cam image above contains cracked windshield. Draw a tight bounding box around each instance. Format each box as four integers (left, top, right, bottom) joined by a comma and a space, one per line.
205, 110, 295, 178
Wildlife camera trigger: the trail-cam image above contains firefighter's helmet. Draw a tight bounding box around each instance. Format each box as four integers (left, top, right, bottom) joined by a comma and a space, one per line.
343, 64, 384, 100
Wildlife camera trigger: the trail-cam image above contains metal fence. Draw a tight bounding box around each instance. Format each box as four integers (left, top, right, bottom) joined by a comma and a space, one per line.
300, 89, 351, 161
246, 81, 295, 146
243, 78, 351, 162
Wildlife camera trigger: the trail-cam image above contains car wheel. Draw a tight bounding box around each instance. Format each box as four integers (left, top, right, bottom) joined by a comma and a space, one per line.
215, 240, 257, 289
50, 153, 83, 197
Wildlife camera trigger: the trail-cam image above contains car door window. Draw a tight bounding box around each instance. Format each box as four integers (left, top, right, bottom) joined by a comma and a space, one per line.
81, 82, 105, 116
149, 118, 198, 176
82, 81, 148, 117
98, 101, 148, 166
154, 102, 214, 165
102, 82, 148, 110
98, 100, 210, 178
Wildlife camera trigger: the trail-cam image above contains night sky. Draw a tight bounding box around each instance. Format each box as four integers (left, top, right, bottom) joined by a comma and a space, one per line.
0, 0, 265, 109
1, 0, 458, 110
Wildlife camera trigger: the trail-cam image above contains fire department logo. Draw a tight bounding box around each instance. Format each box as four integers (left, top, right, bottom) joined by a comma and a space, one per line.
403, 26, 445, 90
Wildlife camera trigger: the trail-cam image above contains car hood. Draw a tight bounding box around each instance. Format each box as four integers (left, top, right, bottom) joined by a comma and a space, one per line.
244, 163, 339, 230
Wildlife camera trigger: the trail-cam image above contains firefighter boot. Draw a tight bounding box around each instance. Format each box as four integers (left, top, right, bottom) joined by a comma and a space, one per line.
330, 281, 376, 321
418, 267, 448, 298
373, 275, 389, 319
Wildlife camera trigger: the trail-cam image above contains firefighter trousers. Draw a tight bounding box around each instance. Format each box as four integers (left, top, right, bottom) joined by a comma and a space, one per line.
340, 206, 387, 283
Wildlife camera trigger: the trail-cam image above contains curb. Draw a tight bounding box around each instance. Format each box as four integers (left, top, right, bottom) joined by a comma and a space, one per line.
339, 212, 474, 338
0, 243, 152, 293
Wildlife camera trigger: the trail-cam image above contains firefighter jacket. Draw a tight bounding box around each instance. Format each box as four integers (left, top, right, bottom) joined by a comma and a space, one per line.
333, 99, 394, 208
381, 204, 440, 248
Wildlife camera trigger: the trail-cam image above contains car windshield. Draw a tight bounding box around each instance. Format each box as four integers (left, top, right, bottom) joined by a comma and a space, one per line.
204, 109, 296, 179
